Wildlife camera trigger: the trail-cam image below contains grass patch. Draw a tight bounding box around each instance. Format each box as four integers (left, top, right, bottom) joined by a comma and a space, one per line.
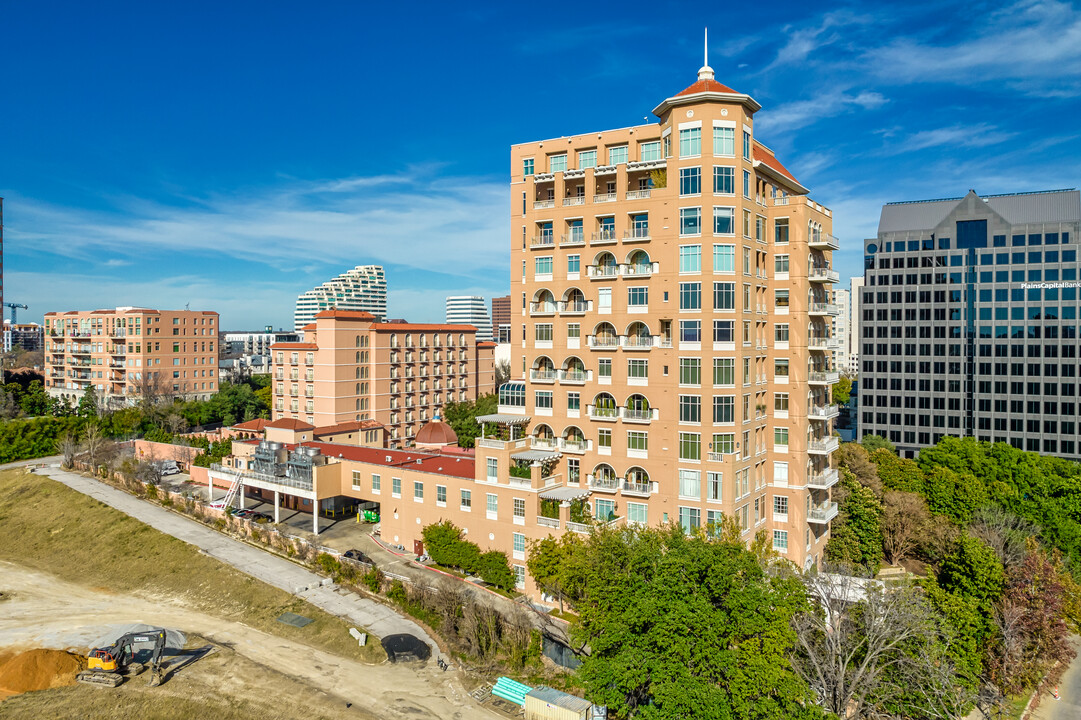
0, 469, 384, 664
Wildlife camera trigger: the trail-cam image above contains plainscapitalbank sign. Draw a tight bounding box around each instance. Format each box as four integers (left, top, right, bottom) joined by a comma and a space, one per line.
1021, 282, 1081, 290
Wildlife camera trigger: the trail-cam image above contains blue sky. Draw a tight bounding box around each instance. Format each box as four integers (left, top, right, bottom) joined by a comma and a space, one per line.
3, 0, 1080, 329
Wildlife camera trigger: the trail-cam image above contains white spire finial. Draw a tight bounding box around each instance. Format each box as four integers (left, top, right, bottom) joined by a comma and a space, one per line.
698, 27, 715, 81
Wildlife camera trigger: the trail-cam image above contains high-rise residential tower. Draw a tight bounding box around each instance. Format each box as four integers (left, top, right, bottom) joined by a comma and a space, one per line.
860, 189, 1080, 459
294, 265, 386, 331
445, 295, 493, 342
491, 295, 511, 342
847, 277, 864, 375
832, 288, 851, 375
488, 57, 841, 570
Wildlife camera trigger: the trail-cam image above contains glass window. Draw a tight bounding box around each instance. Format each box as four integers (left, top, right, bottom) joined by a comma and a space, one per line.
680, 282, 702, 310
567, 391, 580, 410
627, 502, 648, 524
713, 282, 735, 310
640, 141, 661, 162
775, 255, 790, 273
774, 218, 789, 244
628, 286, 648, 306
713, 244, 735, 272
513, 532, 525, 553
773, 530, 788, 551
713, 358, 734, 385
712, 432, 735, 454
679, 506, 701, 534
595, 498, 616, 521
392, 477, 402, 496
578, 149, 596, 169
713, 396, 735, 423
549, 154, 567, 173
707, 472, 723, 501
567, 254, 580, 273
608, 146, 628, 165
413, 480, 424, 500
679, 432, 701, 460
680, 320, 701, 342
486, 493, 498, 514
679, 395, 701, 423
679, 358, 701, 385
743, 170, 751, 198
437, 485, 446, 503
679, 127, 701, 157
534, 256, 553, 275
598, 428, 612, 447
372, 474, 381, 492
713, 166, 735, 194
567, 323, 580, 338
713, 126, 734, 156
628, 359, 649, 378
487, 457, 498, 480
713, 207, 735, 235
775, 324, 789, 342
679, 167, 701, 196
679, 469, 701, 498
743, 131, 752, 160
535, 390, 553, 408
513, 498, 526, 518
627, 430, 648, 451
598, 358, 612, 377
523, 158, 534, 177
713, 320, 734, 342
680, 207, 701, 236
680, 244, 702, 272
774, 427, 789, 446
461, 489, 471, 507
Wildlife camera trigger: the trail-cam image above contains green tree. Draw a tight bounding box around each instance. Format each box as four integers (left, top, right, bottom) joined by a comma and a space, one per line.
19, 379, 49, 416
921, 466, 987, 524
527, 533, 585, 612
938, 534, 1004, 610
77, 386, 98, 419
566, 524, 826, 720
861, 434, 895, 453
831, 376, 852, 405
825, 469, 883, 573
870, 449, 924, 493
442, 393, 497, 448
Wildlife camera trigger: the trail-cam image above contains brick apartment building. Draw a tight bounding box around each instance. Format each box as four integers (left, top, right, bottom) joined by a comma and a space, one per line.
44, 307, 220, 407
270, 310, 496, 447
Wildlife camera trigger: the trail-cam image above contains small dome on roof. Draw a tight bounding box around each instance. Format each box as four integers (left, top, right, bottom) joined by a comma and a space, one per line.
415, 417, 458, 447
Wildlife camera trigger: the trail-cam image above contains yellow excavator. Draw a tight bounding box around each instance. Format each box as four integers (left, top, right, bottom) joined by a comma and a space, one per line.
76, 628, 168, 688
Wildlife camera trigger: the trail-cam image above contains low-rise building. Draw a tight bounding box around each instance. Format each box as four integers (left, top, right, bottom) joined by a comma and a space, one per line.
270, 310, 496, 447
44, 307, 219, 406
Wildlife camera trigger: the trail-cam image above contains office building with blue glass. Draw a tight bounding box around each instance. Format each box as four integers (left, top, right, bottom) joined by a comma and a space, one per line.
859, 189, 1081, 459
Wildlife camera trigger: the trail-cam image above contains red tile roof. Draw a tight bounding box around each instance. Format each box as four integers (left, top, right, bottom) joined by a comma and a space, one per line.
231, 418, 268, 432
302, 323, 317, 331
675, 78, 740, 97
266, 418, 315, 431
752, 142, 802, 188
314, 310, 377, 321
373, 323, 477, 332
477, 341, 497, 348
304, 442, 475, 479
314, 420, 384, 436
270, 342, 318, 349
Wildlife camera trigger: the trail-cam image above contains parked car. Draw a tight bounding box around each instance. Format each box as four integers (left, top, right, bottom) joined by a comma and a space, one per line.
154, 460, 181, 476
342, 549, 373, 567
247, 512, 273, 523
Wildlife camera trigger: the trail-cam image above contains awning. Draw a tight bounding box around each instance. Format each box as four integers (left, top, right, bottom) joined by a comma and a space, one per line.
511, 449, 561, 462
539, 485, 592, 501
476, 413, 531, 425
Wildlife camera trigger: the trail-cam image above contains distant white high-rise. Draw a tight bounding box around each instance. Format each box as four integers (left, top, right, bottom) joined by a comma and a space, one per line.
848, 277, 864, 376
832, 288, 851, 374
445, 296, 492, 342
294, 265, 387, 331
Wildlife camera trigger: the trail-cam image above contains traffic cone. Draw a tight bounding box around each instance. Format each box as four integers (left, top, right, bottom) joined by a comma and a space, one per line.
1052, 687, 1060, 700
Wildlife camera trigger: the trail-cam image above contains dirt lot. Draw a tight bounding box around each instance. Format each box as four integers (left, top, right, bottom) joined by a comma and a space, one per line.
0, 466, 497, 719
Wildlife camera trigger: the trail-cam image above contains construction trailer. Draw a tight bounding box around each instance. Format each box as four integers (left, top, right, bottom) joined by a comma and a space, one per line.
523, 686, 594, 720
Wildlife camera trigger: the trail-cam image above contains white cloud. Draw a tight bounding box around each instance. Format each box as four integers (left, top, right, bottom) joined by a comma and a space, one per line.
863, 0, 1081, 95
755, 90, 888, 135
5, 169, 510, 283
879, 123, 1016, 155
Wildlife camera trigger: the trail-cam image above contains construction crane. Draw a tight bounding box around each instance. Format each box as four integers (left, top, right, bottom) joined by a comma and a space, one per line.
76, 628, 168, 688
4, 302, 27, 325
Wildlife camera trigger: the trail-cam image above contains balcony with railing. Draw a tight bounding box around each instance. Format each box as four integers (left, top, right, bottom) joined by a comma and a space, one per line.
537, 516, 561, 530
534, 199, 555, 209
621, 480, 652, 497
622, 407, 655, 424
808, 266, 840, 283
625, 189, 651, 200
808, 501, 839, 524
624, 227, 650, 242
529, 301, 558, 316
562, 196, 585, 207
561, 438, 590, 454
807, 468, 839, 490
809, 234, 840, 251
559, 370, 590, 384
531, 234, 556, 249
809, 302, 841, 317
808, 335, 841, 352
529, 369, 558, 383
809, 404, 840, 421
591, 229, 617, 244
561, 232, 586, 248
586, 405, 620, 422
808, 436, 840, 455
808, 370, 841, 385
586, 334, 621, 349
593, 192, 617, 204
622, 261, 658, 278
588, 474, 619, 492
559, 300, 591, 315
586, 264, 619, 279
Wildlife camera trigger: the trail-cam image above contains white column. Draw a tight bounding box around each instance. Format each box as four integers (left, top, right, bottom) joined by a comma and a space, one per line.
274, 490, 280, 524
208, 472, 213, 502
238, 485, 246, 510
313, 499, 319, 536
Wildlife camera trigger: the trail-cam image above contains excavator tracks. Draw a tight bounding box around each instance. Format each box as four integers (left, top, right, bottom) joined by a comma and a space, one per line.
76, 671, 124, 688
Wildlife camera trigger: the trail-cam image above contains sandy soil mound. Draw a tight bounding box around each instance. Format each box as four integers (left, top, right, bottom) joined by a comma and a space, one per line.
0, 649, 86, 698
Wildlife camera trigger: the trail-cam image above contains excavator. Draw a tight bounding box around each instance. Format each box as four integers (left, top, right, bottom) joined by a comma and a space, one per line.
76, 628, 168, 688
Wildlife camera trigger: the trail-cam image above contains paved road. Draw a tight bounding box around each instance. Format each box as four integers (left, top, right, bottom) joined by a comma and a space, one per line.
1030, 636, 1081, 720
28, 463, 444, 661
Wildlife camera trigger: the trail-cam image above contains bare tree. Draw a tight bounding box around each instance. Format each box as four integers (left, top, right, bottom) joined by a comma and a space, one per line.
791, 569, 944, 719
969, 506, 1038, 569
494, 359, 511, 388
56, 431, 81, 468
83, 424, 109, 469
881, 491, 931, 565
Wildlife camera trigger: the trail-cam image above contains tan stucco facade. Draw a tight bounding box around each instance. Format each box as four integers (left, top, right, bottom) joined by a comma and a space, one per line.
43, 307, 220, 406
270, 310, 496, 448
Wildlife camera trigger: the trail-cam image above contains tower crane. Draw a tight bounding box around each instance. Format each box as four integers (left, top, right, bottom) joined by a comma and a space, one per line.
4, 302, 27, 325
